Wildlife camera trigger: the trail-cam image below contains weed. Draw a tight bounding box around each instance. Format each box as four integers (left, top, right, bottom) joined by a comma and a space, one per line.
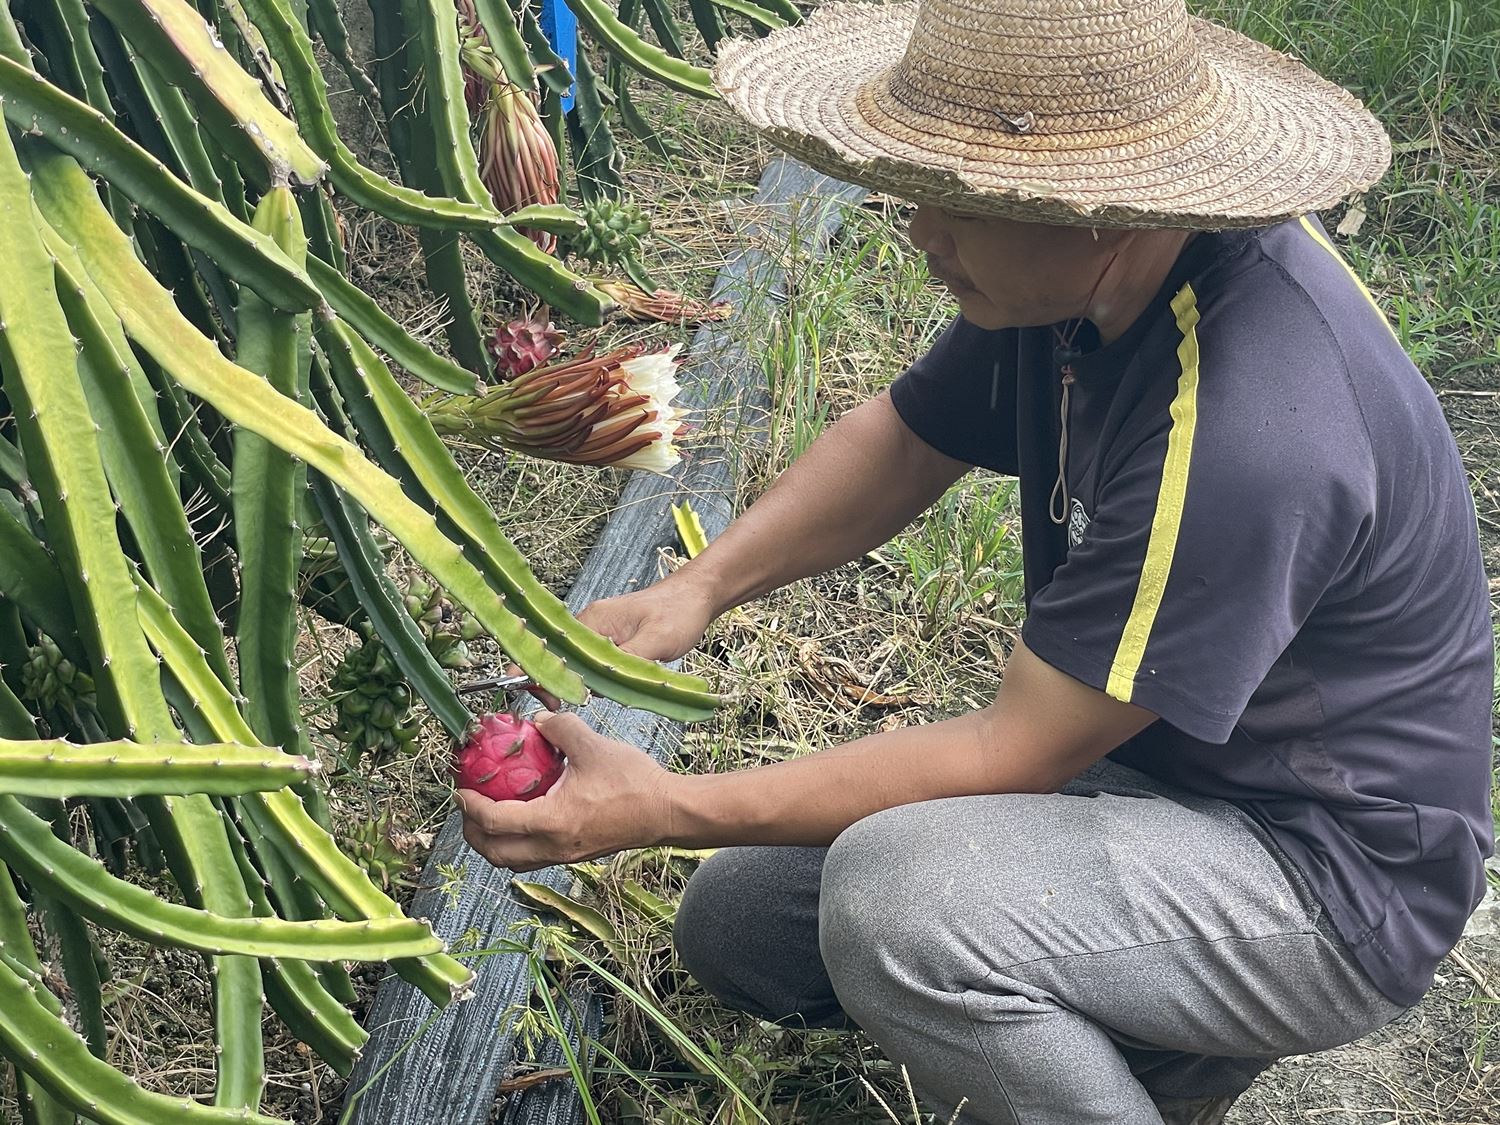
1196, 0, 1500, 382
761, 204, 929, 463
1195, 0, 1499, 117
1471, 994, 1500, 1071
878, 477, 1024, 640
757, 200, 1001, 637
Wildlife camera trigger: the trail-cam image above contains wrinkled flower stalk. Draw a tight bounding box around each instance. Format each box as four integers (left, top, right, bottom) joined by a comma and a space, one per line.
478, 83, 562, 252
425, 343, 689, 473
455, 0, 560, 250
455, 0, 494, 113
590, 278, 734, 324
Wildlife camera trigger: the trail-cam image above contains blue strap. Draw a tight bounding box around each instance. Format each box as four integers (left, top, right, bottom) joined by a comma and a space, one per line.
538, 0, 578, 112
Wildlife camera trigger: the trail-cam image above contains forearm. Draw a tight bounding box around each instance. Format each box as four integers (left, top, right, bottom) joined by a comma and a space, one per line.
458, 643, 1157, 870
670, 390, 968, 616
662, 708, 1074, 847
658, 640, 1156, 848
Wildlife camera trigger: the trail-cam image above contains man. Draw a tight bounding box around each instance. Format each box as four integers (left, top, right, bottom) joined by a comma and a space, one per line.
458, 1, 1495, 1121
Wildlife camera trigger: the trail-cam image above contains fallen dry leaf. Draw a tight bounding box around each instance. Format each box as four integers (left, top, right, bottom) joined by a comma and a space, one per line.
1336, 199, 1368, 237
796, 639, 930, 709
498, 1068, 572, 1093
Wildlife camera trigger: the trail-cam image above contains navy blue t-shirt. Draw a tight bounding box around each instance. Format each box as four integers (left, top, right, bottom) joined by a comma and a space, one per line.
889, 215, 1494, 1007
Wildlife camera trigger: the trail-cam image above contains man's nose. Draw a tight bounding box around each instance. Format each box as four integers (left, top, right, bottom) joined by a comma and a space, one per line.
907, 206, 953, 257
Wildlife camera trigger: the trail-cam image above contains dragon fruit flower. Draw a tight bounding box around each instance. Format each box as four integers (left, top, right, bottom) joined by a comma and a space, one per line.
454, 713, 564, 802
478, 81, 561, 252
424, 343, 687, 473
591, 278, 734, 325
456, 0, 558, 249
607, 346, 686, 473
455, 0, 488, 111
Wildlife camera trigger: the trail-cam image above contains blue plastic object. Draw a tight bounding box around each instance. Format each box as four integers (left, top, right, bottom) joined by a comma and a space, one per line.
539, 0, 578, 112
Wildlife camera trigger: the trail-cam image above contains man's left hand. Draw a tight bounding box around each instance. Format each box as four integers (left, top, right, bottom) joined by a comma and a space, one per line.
456, 712, 675, 872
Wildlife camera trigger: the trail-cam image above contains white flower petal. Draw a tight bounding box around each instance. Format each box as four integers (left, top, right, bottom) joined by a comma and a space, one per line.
619, 345, 683, 409
613, 437, 681, 474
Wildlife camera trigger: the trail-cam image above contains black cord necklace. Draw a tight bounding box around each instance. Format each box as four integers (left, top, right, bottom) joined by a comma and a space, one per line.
1048, 251, 1119, 527
1048, 320, 1084, 526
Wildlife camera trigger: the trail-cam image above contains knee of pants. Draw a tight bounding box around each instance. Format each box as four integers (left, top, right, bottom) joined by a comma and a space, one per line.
672, 849, 828, 1023
817, 807, 946, 1026
817, 800, 1059, 1029
673, 852, 747, 1004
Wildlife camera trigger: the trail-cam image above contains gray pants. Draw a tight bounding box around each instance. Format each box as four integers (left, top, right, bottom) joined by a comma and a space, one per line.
673, 759, 1405, 1124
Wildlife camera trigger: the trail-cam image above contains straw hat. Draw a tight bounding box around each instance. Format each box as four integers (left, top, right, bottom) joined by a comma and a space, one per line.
714, 0, 1391, 229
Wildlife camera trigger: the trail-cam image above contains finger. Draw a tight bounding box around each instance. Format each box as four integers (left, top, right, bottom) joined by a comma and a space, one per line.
456, 788, 538, 835
506, 855, 552, 874
463, 823, 551, 873
523, 683, 563, 712
532, 711, 610, 760
462, 818, 491, 857
606, 628, 660, 660
501, 664, 561, 712
616, 626, 680, 662
574, 603, 615, 638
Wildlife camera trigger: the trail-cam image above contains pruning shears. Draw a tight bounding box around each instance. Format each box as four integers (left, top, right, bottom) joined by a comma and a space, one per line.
456, 672, 563, 712
456, 672, 537, 696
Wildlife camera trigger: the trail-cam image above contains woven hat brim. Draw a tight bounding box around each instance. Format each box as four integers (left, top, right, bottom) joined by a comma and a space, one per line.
714, 3, 1391, 230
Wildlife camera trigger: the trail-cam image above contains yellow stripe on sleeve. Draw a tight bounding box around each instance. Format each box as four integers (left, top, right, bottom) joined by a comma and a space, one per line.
1298, 215, 1401, 345
1105, 284, 1202, 703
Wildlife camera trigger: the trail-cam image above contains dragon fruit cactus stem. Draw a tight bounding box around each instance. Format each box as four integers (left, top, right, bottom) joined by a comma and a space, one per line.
454, 713, 565, 802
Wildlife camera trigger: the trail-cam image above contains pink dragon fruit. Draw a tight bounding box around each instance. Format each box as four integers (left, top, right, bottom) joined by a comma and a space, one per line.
454, 713, 564, 802
490, 315, 565, 380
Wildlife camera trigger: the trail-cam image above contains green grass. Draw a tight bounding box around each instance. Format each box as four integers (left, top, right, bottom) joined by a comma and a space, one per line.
875, 477, 1024, 642
1204, 1, 1498, 110
1199, 0, 1500, 378
760, 203, 945, 466
755, 201, 1021, 641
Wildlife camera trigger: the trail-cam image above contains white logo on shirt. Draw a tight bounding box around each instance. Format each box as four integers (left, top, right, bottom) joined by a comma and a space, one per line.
1068, 497, 1091, 549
